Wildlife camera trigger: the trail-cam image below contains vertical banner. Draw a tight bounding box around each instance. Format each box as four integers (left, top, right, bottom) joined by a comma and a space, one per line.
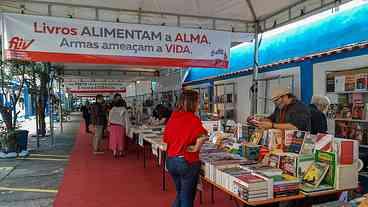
2, 13, 235, 68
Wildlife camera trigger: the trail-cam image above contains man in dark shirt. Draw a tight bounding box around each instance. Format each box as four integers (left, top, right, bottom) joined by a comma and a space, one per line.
81, 102, 91, 133
253, 87, 311, 131
92, 95, 107, 154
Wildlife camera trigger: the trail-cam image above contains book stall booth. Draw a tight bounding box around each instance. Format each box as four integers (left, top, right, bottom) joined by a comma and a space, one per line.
1, 1, 366, 206
129, 114, 363, 206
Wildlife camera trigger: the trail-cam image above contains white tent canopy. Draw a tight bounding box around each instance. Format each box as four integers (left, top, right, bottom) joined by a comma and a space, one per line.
0, 0, 353, 95
0, 0, 351, 32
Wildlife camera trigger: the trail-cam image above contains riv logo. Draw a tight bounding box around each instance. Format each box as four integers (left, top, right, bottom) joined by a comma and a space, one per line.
8, 36, 35, 50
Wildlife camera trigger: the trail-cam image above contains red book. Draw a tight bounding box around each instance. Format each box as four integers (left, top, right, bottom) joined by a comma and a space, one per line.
339, 141, 353, 165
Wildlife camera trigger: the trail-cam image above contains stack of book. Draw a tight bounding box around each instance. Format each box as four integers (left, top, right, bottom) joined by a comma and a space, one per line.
233, 173, 273, 202
273, 174, 300, 197
201, 151, 247, 182
216, 166, 252, 193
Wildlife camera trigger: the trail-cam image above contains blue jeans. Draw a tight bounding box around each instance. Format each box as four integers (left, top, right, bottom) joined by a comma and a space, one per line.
166, 157, 201, 207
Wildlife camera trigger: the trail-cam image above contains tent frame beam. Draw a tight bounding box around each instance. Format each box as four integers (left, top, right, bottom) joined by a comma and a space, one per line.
6, 0, 254, 32
259, 0, 349, 32
4, 0, 351, 33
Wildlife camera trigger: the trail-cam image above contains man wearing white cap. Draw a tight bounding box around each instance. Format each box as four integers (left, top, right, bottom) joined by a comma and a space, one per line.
253, 87, 311, 131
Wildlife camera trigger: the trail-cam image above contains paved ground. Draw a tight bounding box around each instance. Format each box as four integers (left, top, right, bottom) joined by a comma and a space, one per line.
0, 113, 80, 207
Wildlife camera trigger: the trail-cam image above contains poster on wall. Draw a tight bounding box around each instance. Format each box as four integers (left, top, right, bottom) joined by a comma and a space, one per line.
2, 13, 236, 68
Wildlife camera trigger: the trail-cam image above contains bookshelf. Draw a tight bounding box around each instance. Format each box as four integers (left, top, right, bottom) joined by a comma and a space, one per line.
327, 91, 368, 95
334, 118, 368, 123
326, 67, 368, 178
214, 83, 236, 121
325, 68, 368, 147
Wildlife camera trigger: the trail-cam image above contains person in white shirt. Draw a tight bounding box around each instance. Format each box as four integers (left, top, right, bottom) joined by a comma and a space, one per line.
108, 94, 129, 158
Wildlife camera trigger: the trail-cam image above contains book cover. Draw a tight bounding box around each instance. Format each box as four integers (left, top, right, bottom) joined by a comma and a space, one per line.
250, 129, 264, 145
335, 76, 345, 92
326, 75, 335, 93
286, 131, 307, 154
300, 184, 333, 193
268, 129, 284, 150
268, 153, 281, 168
336, 163, 359, 190
339, 140, 354, 165
335, 121, 349, 139
345, 75, 355, 91
333, 138, 359, 163
352, 103, 364, 120
364, 103, 368, 121
279, 154, 298, 176
315, 150, 337, 187
315, 133, 333, 152
301, 134, 315, 155
356, 74, 368, 91
284, 130, 296, 147
297, 154, 314, 178
303, 162, 330, 188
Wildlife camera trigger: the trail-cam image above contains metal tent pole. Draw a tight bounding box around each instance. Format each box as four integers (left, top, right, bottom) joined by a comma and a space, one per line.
58, 78, 63, 133
251, 23, 260, 115
48, 64, 55, 147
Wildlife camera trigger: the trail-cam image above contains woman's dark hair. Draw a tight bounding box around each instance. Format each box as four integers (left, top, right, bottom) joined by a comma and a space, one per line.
114, 98, 127, 108
176, 90, 199, 113
113, 93, 122, 100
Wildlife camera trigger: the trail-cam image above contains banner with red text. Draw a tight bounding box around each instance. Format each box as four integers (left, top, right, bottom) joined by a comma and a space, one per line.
64, 79, 126, 94
2, 13, 234, 68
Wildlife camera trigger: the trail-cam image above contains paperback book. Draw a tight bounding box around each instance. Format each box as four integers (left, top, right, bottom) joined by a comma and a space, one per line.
356, 73, 368, 91
300, 184, 333, 193
326, 75, 335, 93
315, 133, 333, 152
345, 75, 355, 91
315, 150, 337, 187
285, 131, 307, 154
279, 153, 298, 177
303, 162, 330, 188
297, 154, 314, 178
334, 76, 345, 92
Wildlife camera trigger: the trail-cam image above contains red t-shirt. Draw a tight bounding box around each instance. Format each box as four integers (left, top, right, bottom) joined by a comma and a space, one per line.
164, 111, 207, 163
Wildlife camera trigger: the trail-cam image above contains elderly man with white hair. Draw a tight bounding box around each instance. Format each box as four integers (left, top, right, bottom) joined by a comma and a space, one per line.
309, 95, 331, 134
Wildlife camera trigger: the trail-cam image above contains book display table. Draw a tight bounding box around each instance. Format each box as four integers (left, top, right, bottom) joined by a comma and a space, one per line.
129, 126, 358, 206
130, 126, 167, 191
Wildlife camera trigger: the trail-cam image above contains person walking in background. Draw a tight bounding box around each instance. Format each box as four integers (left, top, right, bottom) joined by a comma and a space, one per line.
164, 90, 208, 207
108, 94, 129, 158
93, 95, 107, 154
81, 101, 91, 133
309, 95, 331, 134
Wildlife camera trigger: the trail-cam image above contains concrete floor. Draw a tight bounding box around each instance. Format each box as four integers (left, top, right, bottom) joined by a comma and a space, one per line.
0, 113, 80, 207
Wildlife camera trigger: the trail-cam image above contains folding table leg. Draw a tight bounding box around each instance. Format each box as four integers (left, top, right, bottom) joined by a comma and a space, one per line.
199, 190, 203, 204
162, 151, 167, 191
143, 141, 146, 168
156, 148, 160, 167
211, 184, 215, 204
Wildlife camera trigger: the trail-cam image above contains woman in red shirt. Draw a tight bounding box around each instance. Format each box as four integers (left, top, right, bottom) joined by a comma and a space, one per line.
164, 90, 208, 207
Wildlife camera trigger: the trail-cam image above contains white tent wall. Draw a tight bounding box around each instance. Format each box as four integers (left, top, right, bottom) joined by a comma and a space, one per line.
214, 66, 301, 123
214, 76, 252, 123
313, 54, 368, 135
125, 80, 152, 97
258, 67, 301, 99
156, 70, 184, 93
